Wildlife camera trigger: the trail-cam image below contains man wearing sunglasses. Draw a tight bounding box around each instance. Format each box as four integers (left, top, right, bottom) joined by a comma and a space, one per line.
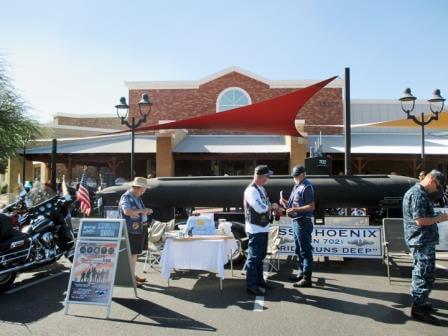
403, 169, 448, 325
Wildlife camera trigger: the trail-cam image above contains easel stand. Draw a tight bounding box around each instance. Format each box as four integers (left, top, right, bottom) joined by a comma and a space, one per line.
64, 219, 137, 319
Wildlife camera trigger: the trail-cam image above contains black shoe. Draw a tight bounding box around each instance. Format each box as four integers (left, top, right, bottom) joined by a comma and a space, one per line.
421, 302, 438, 314
411, 304, 441, 326
289, 275, 303, 282
259, 281, 273, 290
246, 286, 266, 296
293, 275, 312, 288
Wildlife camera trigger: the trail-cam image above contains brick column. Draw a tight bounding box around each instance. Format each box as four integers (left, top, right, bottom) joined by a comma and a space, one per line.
156, 134, 174, 177
287, 136, 307, 172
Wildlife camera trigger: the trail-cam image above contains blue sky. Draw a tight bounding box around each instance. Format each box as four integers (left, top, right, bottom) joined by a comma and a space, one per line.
1, 0, 447, 123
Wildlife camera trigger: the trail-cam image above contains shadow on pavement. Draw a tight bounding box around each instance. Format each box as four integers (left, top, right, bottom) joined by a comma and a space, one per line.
72, 297, 216, 332
140, 272, 255, 311
0, 271, 68, 324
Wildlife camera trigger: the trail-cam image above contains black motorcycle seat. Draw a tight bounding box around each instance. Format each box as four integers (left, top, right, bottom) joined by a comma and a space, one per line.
0, 231, 30, 252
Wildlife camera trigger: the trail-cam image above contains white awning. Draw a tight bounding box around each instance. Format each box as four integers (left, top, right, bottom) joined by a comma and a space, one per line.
308, 133, 448, 155
173, 135, 289, 153
26, 134, 156, 154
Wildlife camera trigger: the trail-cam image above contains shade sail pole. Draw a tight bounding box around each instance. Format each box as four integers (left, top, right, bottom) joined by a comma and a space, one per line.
344, 67, 352, 175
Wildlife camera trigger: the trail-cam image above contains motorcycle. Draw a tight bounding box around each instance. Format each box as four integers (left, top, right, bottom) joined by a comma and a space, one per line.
0, 185, 77, 292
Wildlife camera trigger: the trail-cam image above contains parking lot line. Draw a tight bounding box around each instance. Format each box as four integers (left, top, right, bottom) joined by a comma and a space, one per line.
5, 271, 68, 294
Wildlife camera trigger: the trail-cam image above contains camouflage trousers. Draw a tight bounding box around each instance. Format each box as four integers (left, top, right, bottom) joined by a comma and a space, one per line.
410, 244, 436, 305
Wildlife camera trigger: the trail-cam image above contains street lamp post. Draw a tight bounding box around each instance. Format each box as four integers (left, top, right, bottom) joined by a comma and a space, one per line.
115, 93, 152, 180
399, 88, 445, 172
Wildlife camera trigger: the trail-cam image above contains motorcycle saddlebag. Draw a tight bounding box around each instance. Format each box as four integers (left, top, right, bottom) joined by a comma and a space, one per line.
0, 213, 14, 239
0, 231, 31, 263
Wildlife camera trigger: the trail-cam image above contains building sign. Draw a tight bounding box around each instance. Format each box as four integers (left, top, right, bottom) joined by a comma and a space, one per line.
275, 217, 383, 258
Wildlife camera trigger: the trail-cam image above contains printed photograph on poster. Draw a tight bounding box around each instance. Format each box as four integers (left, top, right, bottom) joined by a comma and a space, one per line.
67, 241, 118, 304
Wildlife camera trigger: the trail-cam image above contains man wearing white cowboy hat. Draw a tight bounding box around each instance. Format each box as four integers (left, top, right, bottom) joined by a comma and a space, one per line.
118, 177, 153, 287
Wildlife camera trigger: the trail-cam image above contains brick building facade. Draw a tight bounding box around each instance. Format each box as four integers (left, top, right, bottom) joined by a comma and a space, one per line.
127, 67, 343, 136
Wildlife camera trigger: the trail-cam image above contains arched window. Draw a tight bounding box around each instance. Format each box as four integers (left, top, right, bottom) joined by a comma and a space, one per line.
216, 87, 251, 112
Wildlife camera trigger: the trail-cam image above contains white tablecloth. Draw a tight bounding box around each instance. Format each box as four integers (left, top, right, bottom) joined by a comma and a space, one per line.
161, 238, 237, 280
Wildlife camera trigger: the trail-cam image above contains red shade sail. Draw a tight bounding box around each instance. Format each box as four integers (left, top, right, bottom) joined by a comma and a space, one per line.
130, 76, 337, 136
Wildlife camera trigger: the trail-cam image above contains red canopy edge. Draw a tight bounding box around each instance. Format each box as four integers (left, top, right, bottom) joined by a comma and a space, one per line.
119, 76, 337, 137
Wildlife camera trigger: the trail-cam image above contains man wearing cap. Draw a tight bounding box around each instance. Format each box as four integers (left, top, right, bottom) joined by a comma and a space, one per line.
281, 165, 315, 287
244, 165, 277, 296
403, 169, 448, 325
118, 177, 153, 287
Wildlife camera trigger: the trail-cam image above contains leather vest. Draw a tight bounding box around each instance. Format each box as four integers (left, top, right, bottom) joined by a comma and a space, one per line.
244, 183, 271, 227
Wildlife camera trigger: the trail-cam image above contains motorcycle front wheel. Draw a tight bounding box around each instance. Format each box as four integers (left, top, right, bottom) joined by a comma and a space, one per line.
0, 271, 17, 292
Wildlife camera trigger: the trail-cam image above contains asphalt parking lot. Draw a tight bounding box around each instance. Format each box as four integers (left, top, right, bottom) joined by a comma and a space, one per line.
1, 255, 447, 336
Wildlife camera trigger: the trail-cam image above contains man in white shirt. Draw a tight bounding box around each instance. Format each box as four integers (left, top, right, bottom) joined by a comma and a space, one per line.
244, 165, 277, 296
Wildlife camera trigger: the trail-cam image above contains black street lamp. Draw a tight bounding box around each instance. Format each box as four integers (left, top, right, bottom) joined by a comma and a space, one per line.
399, 88, 445, 172
115, 93, 153, 179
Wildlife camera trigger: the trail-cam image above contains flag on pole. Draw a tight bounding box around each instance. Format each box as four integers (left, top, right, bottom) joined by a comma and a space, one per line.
62, 175, 69, 196
77, 169, 91, 216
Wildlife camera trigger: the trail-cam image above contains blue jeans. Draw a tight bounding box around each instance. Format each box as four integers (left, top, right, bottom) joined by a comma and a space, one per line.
246, 232, 268, 288
292, 217, 313, 275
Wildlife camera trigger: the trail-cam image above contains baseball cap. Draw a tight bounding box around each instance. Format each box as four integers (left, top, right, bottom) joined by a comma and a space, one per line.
429, 169, 446, 193
291, 165, 306, 177
254, 165, 273, 177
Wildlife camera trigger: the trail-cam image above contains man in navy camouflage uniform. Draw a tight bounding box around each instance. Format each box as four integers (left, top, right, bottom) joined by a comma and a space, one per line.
402, 169, 448, 325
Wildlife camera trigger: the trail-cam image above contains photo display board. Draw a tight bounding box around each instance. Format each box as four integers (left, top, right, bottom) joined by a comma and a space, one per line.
64, 219, 136, 319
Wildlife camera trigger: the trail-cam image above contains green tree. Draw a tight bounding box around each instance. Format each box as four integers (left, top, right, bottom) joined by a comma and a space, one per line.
0, 57, 43, 173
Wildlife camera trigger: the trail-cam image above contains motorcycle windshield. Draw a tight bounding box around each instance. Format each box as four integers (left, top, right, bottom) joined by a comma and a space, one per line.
25, 183, 57, 208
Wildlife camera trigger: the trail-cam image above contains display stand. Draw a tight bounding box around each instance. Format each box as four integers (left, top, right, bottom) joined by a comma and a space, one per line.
64, 219, 137, 319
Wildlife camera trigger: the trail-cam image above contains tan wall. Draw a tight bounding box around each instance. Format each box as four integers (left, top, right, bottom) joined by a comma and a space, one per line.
53, 116, 124, 130
287, 136, 307, 172
156, 135, 174, 177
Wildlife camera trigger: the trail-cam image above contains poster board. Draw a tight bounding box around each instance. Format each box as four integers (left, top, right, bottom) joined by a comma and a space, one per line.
185, 215, 216, 235
64, 219, 136, 318
103, 206, 119, 219
435, 208, 448, 251
275, 216, 383, 259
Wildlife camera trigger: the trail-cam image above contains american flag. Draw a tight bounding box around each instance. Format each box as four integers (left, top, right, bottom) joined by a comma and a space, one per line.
77, 169, 91, 216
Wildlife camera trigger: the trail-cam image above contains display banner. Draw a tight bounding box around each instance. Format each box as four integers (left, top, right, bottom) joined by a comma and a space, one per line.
64, 219, 136, 319
67, 241, 118, 304
276, 217, 383, 259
